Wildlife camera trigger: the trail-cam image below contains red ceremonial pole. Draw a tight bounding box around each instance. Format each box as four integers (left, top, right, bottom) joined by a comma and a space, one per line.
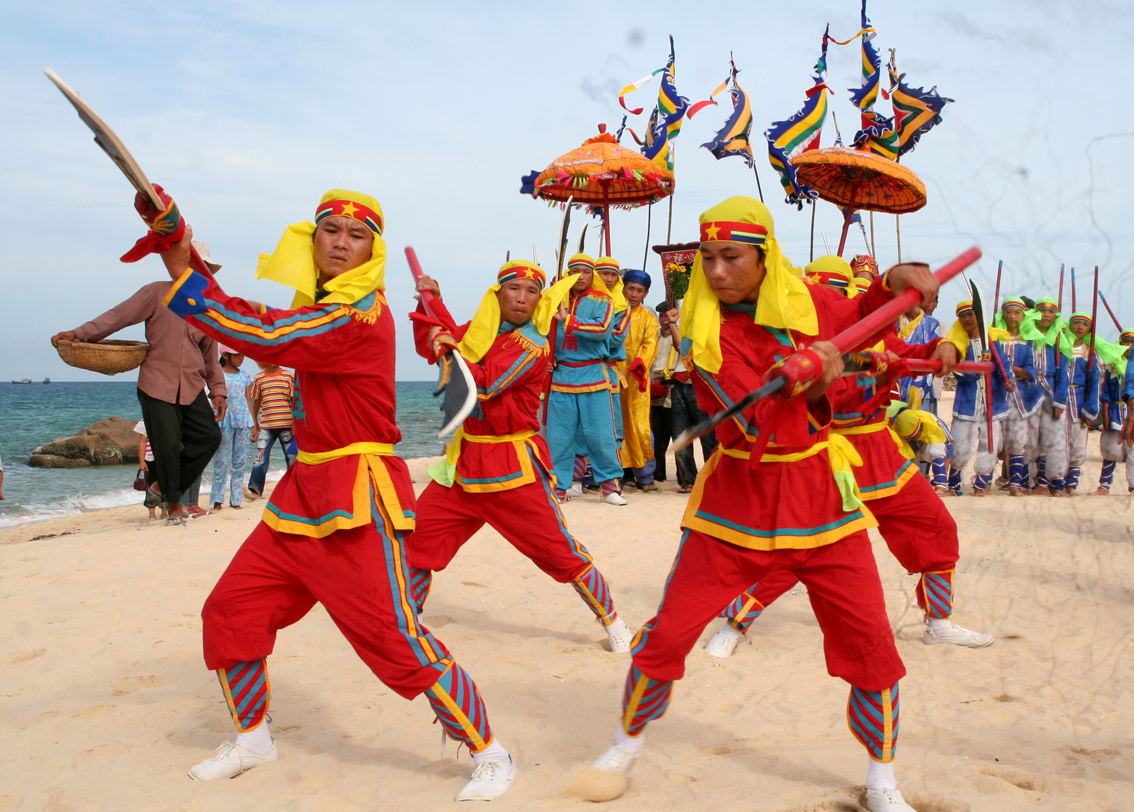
1058, 263, 1065, 311
1099, 288, 1123, 332
993, 259, 1002, 310
828, 247, 983, 351
1071, 266, 1078, 312
1089, 265, 1100, 368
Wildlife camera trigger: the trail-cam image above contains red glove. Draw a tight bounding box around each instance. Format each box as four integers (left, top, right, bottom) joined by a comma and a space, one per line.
120, 184, 186, 263
629, 358, 649, 390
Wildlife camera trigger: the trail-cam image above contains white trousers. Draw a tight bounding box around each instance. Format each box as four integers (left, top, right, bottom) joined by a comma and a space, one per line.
1025, 401, 1069, 480
1003, 400, 1033, 456
1067, 420, 1090, 469
1099, 431, 1134, 489
951, 418, 1002, 477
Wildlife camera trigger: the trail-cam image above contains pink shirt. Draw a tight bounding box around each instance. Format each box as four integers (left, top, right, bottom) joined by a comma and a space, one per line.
73, 281, 226, 405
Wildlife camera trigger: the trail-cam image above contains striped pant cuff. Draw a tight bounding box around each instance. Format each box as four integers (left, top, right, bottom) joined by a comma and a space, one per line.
217, 658, 269, 733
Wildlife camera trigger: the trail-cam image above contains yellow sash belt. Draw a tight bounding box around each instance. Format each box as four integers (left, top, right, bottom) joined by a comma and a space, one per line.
717, 434, 865, 511
834, 421, 913, 460
293, 441, 410, 531
429, 429, 538, 488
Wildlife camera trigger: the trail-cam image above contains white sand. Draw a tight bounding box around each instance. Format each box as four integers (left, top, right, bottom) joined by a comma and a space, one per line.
2, 431, 1133, 811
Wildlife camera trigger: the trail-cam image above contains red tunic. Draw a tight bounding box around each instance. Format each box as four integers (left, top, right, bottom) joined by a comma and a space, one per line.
830, 332, 943, 500
682, 281, 896, 551
165, 270, 415, 537
413, 301, 554, 492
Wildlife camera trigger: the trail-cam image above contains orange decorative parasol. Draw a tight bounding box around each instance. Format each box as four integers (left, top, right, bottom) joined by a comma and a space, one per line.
528, 126, 674, 256
790, 146, 926, 255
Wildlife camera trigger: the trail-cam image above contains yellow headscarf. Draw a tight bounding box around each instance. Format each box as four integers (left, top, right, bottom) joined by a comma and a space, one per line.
456, 260, 576, 363
590, 266, 628, 312
946, 299, 1010, 354
804, 255, 857, 298
256, 189, 387, 309
679, 196, 817, 373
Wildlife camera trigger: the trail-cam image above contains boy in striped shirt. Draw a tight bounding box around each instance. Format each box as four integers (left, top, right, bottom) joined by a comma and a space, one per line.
247, 363, 296, 497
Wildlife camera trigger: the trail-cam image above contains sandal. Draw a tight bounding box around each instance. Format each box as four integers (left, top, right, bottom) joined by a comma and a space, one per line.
165, 512, 189, 526
678, 484, 694, 493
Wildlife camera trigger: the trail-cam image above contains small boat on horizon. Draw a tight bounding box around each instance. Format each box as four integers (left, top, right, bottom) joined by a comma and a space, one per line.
44, 377, 51, 384
12, 378, 32, 384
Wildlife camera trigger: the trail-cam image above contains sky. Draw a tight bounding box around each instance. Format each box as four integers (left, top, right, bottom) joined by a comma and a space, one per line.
3, 0, 1134, 383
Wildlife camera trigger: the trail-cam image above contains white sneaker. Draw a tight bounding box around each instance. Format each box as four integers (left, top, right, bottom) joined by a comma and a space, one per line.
568, 482, 584, 497
922, 622, 994, 648
592, 741, 640, 775
188, 740, 278, 781
455, 757, 516, 801
704, 625, 742, 659
863, 787, 916, 811
601, 492, 628, 506
605, 618, 634, 653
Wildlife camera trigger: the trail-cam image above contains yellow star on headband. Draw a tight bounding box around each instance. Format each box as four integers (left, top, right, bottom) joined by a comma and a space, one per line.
705, 224, 721, 241
339, 202, 358, 217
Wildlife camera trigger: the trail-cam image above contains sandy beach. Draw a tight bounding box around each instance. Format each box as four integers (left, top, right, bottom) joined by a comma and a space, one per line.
2, 438, 1133, 812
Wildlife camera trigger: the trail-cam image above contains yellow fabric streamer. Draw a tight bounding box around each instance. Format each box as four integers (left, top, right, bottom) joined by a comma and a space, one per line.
827, 433, 866, 512
256, 189, 387, 309
680, 197, 816, 374
428, 428, 538, 487
456, 269, 576, 364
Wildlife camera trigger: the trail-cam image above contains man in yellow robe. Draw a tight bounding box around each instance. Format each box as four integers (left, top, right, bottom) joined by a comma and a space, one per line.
618, 270, 660, 490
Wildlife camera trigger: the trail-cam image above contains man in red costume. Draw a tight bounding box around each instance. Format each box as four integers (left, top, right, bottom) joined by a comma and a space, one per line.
583, 197, 943, 812
155, 189, 513, 801
408, 261, 634, 653
704, 256, 993, 660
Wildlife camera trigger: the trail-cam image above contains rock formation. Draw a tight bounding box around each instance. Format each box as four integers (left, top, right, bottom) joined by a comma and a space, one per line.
27, 416, 141, 468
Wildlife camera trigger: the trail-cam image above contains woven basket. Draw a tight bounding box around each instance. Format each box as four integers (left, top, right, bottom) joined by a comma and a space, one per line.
56, 340, 150, 375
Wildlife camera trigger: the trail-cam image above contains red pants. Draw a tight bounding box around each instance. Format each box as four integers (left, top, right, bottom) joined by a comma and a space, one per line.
409, 474, 593, 584
740, 473, 959, 616
202, 500, 453, 701
634, 529, 906, 691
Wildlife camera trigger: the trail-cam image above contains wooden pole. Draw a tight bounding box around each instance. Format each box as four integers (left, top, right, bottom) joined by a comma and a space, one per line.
869, 211, 875, 259
993, 260, 1002, 309
666, 145, 675, 243
602, 183, 612, 257
751, 161, 764, 203
809, 203, 816, 262
836, 195, 856, 257
895, 214, 902, 263
642, 202, 652, 270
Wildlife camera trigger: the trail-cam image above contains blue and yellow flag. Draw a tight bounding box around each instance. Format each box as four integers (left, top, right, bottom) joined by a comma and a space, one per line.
700, 58, 754, 167
848, 0, 882, 114
889, 73, 953, 158
641, 36, 689, 171
764, 28, 830, 205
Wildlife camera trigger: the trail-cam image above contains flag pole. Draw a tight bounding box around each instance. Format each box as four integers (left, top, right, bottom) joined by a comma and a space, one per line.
895, 214, 902, 263
751, 161, 764, 203
666, 145, 676, 243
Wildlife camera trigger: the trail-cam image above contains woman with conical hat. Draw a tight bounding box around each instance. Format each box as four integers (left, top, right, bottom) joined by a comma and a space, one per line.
704, 258, 991, 662
405, 261, 634, 654
1061, 312, 1102, 494
154, 189, 514, 801
583, 196, 943, 812
993, 296, 1043, 495
1022, 297, 1071, 494
546, 254, 627, 505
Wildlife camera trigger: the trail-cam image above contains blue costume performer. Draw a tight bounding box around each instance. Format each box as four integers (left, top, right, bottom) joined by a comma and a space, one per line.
546, 254, 626, 505
993, 297, 1041, 495
1024, 297, 1071, 494
1063, 312, 1101, 494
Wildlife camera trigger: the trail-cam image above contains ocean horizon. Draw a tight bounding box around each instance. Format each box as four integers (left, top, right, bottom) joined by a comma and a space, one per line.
0, 380, 446, 528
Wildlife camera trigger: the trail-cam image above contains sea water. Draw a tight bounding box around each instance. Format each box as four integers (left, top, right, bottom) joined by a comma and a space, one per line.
0, 381, 444, 528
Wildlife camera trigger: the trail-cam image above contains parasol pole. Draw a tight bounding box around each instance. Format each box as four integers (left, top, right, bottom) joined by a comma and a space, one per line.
602, 182, 612, 257
1099, 288, 1123, 331
993, 260, 1003, 309
869, 211, 876, 259
642, 202, 653, 270
1057, 263, 1065, 310
836, 193, 856, 257
810, 202, 817, 262
895, 214, 902, 263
